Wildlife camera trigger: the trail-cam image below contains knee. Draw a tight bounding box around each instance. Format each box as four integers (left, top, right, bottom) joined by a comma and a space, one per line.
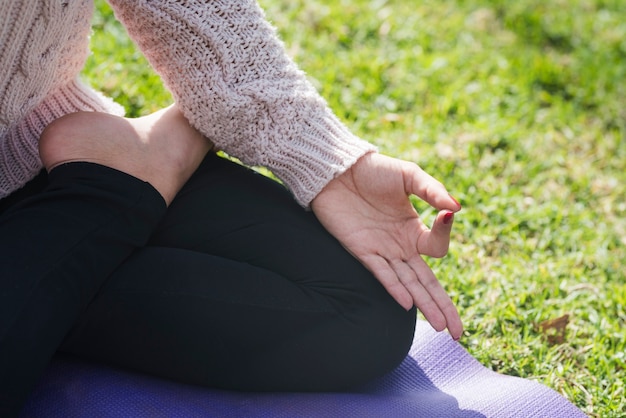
356, 301, 417, 376
327, 297, 417, 389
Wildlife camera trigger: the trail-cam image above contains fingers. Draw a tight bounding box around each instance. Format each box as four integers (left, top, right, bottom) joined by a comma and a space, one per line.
402, 160, 461, 212
391, 259, 446, 331
406, 255, 463, 340
362, 255, 414, 311
363, 254, 463, 340
417, 210, 454, 258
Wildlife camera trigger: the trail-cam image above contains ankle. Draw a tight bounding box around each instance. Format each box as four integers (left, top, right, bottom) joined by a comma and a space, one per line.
39, 108, 211, 205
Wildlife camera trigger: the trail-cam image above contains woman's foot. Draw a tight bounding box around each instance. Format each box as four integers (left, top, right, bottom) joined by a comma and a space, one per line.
39, 105, 212, 205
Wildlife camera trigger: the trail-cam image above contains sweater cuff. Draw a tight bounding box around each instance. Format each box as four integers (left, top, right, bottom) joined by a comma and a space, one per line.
263, 112, 377, 207
0, 79, 124, 199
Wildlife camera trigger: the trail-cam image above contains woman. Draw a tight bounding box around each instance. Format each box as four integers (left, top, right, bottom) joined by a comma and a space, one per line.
0, 1, 462, 415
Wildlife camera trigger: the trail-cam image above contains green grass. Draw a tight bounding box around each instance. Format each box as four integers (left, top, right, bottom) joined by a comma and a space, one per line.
84, 0, 625, 416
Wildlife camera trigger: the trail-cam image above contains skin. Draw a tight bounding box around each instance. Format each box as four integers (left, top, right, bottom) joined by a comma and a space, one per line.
39, 105, 212, 206
311, 152, 463, 340
39, 106, 463, 340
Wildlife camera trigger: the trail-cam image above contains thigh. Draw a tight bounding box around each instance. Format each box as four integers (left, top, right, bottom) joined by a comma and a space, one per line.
62, 245, 416, 392
62, 154, 416, 391
151, 153, 383, 302
0, 163, 165, 415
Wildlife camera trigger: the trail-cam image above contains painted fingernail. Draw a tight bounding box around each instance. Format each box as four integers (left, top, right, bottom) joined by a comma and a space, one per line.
448, 194, 461, 209
443, 211, 454, 225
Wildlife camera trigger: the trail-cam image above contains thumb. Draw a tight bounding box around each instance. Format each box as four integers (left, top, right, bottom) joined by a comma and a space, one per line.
403, 161, 462, 212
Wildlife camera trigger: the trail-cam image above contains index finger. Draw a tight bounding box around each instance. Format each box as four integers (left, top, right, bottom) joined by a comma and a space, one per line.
417, 210, 454, 258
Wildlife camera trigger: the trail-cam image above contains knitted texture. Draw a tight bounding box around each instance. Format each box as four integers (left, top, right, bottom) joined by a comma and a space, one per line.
107, 0, 376, 206
0, 0, 376, 205
0, 1, 124, 199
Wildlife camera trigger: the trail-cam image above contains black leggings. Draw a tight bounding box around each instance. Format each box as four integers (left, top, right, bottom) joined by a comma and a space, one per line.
0, 153, 416, 416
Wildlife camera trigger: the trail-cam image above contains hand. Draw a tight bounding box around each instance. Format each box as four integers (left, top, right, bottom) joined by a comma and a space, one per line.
310, 152, 463, 339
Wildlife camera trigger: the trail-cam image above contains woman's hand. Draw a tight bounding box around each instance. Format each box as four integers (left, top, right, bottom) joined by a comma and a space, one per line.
310, 152, 463, 340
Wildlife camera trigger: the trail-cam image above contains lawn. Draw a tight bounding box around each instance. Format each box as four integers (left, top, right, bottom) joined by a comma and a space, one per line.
85, 0, 625, 416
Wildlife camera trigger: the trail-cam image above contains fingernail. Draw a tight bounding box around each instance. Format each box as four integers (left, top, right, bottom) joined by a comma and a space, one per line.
443, 211, 454, 225
448, 194, 461, 209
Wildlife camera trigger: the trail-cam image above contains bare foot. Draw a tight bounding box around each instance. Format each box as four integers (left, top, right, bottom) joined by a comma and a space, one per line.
39, 105, 212, 205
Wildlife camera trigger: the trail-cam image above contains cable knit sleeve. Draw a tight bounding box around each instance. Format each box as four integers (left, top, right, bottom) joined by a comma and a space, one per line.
105, 0, 376, 207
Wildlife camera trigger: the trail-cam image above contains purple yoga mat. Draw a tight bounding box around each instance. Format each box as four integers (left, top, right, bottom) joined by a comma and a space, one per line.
21, 321, 585, 417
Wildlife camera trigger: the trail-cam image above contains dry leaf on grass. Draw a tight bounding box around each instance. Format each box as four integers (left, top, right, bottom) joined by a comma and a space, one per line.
538, 314, 570, 345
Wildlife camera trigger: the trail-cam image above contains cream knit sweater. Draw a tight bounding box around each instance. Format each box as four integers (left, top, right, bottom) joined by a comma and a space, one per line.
0, 0, 376, 206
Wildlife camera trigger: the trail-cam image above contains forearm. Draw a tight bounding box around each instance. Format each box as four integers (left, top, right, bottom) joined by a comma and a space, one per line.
107, 0, 376, 206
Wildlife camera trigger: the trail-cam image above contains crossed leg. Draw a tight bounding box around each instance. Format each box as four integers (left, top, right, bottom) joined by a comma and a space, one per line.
1, 108, 415, 417
0, 106, 210, 415
60, 153, 417, 392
